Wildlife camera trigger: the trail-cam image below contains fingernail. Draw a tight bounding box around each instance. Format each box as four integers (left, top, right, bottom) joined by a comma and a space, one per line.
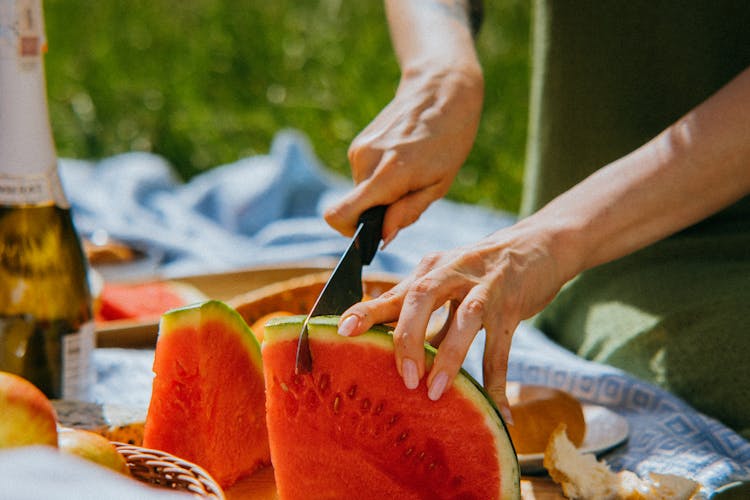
380, 228, 400, 250
401, 358, 419, 390
338, 315, 359, 337
428, 372, 449, 401
500, 405, 514, 425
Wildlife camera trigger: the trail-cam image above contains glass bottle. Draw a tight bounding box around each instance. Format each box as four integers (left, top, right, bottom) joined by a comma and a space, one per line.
0, 0, 94, 400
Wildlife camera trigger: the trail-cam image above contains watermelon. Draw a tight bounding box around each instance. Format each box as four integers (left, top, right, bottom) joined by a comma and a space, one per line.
262, 315, 520, 500
142, 300, 269, 488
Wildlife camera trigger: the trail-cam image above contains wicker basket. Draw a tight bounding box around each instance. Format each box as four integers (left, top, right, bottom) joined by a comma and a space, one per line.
114, 442, 225, 499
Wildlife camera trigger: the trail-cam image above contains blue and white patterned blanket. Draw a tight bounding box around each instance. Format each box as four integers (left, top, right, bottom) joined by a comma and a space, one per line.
63, 130, 750, 497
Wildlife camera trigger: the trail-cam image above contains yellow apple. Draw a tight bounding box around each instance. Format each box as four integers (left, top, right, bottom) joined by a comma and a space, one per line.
0, 371, 58, 448
57, 427, 130, 476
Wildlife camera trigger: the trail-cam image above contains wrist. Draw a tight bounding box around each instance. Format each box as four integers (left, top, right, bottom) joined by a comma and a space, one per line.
515, 210, 591, 286
398, 61, 484, 106
401, 55, 483, 84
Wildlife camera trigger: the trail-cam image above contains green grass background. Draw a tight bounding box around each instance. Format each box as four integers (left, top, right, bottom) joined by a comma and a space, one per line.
43, 1, 530, 214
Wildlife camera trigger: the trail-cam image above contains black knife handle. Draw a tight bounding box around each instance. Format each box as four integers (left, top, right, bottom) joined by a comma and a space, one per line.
358, 205, 387, 265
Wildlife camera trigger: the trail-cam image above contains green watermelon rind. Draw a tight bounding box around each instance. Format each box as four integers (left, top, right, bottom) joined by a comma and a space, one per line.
264, 314, 521, 499
159, 300, 263, 369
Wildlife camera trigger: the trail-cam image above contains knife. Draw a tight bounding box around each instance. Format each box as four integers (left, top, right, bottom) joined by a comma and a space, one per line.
295, 205, 387, 374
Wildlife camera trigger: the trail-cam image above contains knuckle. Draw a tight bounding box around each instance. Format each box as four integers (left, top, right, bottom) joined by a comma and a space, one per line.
419, 251, 444, 269
482, 356, 508, 379
347, 138, 365, 164
323, 205, 355, 237
393, 329, 419, 351
408, 275, 440, 300
377, 289, 400, 302
323, 203, 342, 223
461, 249, 485, 269
484, 382, 507, 407
462, 297, 486, 317
347, 141, 379, 173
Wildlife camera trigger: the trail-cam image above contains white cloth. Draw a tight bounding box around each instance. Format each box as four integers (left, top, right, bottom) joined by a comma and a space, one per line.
0, 446, 187, 499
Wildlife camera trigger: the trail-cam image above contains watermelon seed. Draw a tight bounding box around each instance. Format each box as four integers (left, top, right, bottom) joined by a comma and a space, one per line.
292, 374, 305, 387
428, 462, 436, 471
387, 413, 401, 428
404, 447, 414, 457
397, 431, 409, 443
418, 451, 426, 461
347, 384, 357, 398
318, 373, 331, 394
374, 402, 384, 415
360, 398, 371, 412
280, 382, 289, 392
332, 394, 341, 414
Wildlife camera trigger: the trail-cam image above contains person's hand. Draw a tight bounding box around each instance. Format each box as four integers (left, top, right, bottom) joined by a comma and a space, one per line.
324, 65, 483, 243
335, 219, 576, 420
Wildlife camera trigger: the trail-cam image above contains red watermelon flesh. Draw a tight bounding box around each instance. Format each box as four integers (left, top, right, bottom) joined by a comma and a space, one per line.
143, 300, 269, 488
262, 315, 520, 500
96, 281, 206, 322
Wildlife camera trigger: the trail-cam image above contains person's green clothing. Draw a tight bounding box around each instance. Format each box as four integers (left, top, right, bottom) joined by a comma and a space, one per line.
525, 0, 750, 439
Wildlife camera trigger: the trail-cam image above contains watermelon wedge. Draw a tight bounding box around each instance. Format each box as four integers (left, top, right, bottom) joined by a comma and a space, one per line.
262, 315, 520, 500
143, 300, 269, 488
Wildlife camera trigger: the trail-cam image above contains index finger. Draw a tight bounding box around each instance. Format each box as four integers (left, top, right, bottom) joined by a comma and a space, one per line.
337, 285, 406, 338
324, 152, 413, 237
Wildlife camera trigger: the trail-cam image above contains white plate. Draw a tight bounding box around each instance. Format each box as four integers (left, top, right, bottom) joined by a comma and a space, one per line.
518, 404, 630, 474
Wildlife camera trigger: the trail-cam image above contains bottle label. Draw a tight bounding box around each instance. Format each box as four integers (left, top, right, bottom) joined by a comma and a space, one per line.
0, 170, 68, 207
0, 0, 45, 60
61, 320, 94, 401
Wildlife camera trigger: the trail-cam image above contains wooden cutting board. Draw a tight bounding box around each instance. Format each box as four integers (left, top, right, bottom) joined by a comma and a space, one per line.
95, 259, 338, 347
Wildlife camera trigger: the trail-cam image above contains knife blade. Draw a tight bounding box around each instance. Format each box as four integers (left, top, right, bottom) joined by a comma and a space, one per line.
295, 205, 387, 374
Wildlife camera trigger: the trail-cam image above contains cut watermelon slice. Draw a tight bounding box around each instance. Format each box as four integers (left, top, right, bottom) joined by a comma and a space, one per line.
95, 281, 206, 322
143, 300, 269, 488
262, 315, 520, 500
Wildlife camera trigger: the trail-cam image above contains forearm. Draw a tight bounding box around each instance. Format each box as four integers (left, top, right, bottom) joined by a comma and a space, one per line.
384, 0, 482, 79
325, 1, 485, 237
532, 66, 750, 279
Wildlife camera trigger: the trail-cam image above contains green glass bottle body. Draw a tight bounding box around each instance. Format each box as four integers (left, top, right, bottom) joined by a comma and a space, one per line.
0, 204, 93, 399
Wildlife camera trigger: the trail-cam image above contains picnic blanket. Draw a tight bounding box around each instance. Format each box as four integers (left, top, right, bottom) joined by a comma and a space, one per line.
58, 130, 750, 497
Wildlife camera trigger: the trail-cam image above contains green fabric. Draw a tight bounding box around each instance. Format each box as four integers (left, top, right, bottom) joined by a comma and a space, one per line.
525, 0, 750, 438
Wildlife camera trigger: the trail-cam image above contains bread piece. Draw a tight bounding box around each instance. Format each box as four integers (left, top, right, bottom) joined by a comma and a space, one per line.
544, 425, 700, 500
84, 238, 139, 265
506, 382, 586, 454
53, 401, 146, 446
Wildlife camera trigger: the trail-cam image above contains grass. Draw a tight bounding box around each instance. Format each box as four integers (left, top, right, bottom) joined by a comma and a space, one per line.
44, 0, 530, 213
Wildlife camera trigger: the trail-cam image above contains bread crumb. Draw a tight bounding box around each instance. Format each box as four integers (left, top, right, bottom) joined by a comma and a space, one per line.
543, 424, 700, 500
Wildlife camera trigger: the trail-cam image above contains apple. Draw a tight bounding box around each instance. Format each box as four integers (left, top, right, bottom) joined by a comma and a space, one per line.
0, 371, 58, 449
57, 427, 130, 476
